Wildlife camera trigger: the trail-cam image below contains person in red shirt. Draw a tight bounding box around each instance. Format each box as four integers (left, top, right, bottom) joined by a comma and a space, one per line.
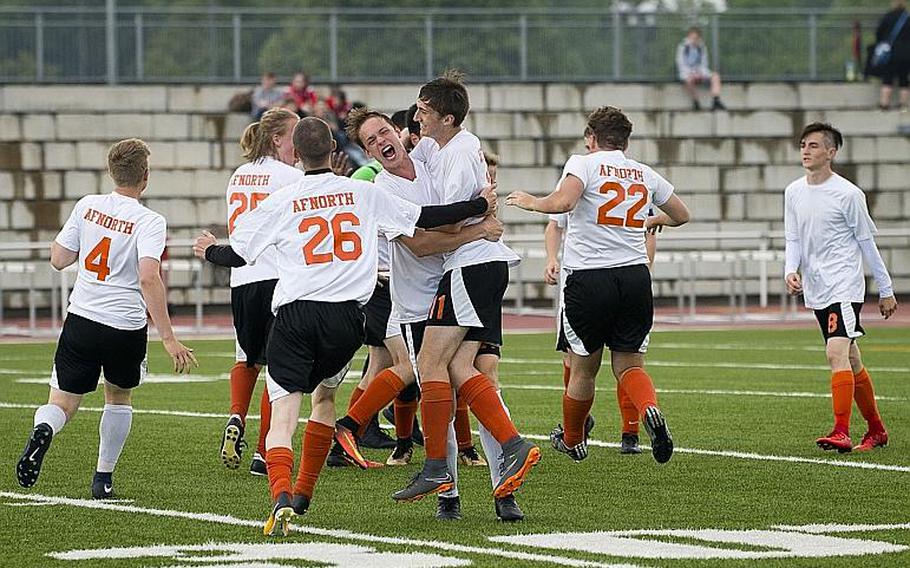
286, 71, 318, 117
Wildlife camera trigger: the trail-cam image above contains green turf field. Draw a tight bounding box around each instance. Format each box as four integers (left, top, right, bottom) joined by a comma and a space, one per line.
1, 327, 908, 567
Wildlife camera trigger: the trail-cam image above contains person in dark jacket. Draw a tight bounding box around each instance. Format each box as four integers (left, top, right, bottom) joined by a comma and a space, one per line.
876, 0, 910, 110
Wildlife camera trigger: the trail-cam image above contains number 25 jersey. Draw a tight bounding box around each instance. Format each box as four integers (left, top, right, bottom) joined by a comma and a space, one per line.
561, 150, 674, 271
55, 192, 166, 330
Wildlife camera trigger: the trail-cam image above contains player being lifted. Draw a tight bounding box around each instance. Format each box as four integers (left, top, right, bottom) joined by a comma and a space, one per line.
16, 139, 197, 499
784, 122, 895, 453
508, 106, 689, 464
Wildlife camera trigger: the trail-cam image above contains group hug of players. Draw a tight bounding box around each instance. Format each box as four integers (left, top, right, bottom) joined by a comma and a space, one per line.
15, 71, 896, 536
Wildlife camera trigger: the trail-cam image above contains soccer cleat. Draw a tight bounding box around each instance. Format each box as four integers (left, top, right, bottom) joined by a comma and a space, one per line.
853, 430, 888, 452
816, 430, 853, 453
494, 437, 541, 499
386, 439, 414, 466
392, 464, 454, 502
494, 495, 524, 522
249, 452, 268, 476
334, 425, 369, 469
550, 424, 588, 462
16, 423, 53, 488
263, 492, 295, 537
359, 415, 396, 450
221, 415, 245, 470
584, 414, 596, 439
91, 472, 114, 500
457, 445, 487, 467
436, 495, 462, 520
291, 493, 310, 516
326, 443, 351, 468
643, 406, 674, 464
382, 404, 396, 424
620, 433, 642, 454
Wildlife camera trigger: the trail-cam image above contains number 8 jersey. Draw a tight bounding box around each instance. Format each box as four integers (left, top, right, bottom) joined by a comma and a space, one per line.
561, 150, 674, 271
55, 192, 166, 330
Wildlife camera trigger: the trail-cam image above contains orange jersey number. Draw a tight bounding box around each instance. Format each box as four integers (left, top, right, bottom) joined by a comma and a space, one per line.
299, 213, 363, 265
228, 191, 269, 234
84, 236, 112, 281
597, 182, 648, 229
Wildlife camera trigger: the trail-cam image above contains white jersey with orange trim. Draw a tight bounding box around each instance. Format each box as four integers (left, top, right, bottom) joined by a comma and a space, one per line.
229, 171, 421, 312
226, 157, 304, 287
375, 161, 445, 324
412, 130, 519, 272
55, 192, 166, 330
561, 150, 674, 271
784, 173, 879, 309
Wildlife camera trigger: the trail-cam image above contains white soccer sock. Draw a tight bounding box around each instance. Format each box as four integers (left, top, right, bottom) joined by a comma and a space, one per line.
479, 390, 510, 488
96, 404, 133, 473
34, 404, 67, 436
439, 417, 460, 499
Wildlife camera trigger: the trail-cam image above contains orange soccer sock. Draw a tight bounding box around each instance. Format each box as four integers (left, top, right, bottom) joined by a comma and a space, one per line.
348, 369, 405, 427
459, 374, 519, 445
256, 388, 271, 456
853, 367, 885, 432
831, 370, 855, 434
563, 393, 595, 447
617, 382, 640, 434
562, 361, 571, 389
293, 421, 334, 500
266, 446, 294, 501
454, 396, 473, 450
229, 362, 260, 421
618, 367, 659, 416
420, 380, 454, 460
394, 398, 418, 440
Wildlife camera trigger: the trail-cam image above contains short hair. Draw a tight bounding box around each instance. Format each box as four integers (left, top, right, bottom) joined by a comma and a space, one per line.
799, 122, 843, 150
262, 71, 276, 79
586, 106, 633, 150
240, 107, 298, 161
293, 117, 334, 168
345, 107, 397, 148
417, 69, 469, 126
107, 138, 150, 188
688, 26, 702, 36
483, 151, 499, 167
405, 104, 420, 137
390, 110, 408, 130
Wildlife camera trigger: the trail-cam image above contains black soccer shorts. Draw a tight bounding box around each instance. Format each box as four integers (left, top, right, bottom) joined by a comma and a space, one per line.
814, 302, 865, 343
364, 277, 392, 347
426, 261, 508, 345
231, 279, 277, 367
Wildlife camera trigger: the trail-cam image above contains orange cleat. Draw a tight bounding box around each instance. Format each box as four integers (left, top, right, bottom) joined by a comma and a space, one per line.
853, 430, 888, 452
334, 426, 369, 469
816, 430, 853, 453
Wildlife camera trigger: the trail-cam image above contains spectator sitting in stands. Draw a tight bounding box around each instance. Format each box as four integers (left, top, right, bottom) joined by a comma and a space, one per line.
326, 85, 353, 123
676, 27, 726, 111
286, 71, 318, 117
313, 99, 368, 167
875, 0, 910, 111
250, 71, 285, 120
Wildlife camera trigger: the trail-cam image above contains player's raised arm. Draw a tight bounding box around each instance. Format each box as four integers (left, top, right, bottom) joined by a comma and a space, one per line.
506, 174, 584, 214
138, 257, 197, 374
399, 215, 503, 258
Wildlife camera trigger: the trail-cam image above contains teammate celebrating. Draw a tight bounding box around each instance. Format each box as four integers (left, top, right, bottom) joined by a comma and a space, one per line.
507, 106, 689, 464
784, 122, 895, 453
16, 139, 196, 500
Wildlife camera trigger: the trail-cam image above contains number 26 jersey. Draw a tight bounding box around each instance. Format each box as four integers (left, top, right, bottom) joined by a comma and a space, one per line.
561, 150, 674, 271
55, 192, 166, 330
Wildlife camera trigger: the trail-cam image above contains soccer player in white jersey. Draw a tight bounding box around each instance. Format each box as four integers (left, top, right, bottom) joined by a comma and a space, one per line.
16, 139, 197, 500
784, 122, 896, 453
508, 106, 690, 464
388, 71, 541, 508
225, 117, 497, 535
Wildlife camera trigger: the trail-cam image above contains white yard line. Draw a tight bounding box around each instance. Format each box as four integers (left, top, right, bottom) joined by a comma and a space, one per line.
776, 523, 910, 534
0, 491, 629, 568
1, 401, 907, 474
497, 358, 910, 374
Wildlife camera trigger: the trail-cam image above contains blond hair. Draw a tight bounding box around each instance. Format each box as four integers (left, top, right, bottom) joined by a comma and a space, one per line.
107, 138, 150, 188
240, 108, 299, 161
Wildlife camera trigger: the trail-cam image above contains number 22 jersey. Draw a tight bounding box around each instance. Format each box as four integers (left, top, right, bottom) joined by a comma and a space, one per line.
55, 192, 166, 330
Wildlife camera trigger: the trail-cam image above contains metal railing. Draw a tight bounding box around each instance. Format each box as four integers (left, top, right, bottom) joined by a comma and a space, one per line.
0, 5, 884, 84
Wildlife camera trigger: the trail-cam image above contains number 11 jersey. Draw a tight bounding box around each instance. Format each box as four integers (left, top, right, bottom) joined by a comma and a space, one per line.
55, 192, 167, 330
561, 150, 674, 271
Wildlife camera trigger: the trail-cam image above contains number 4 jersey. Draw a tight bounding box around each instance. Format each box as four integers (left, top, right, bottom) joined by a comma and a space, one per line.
55, 192, 167, 330
561, 150, 674, 271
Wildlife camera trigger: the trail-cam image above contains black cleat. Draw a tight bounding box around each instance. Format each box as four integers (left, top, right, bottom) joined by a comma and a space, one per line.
91, 471, 114, 500
436, 495, 462, 520
17, 423, 53, 488
494, 437, 541, 498
620, 433, 642, 454
291, 493, 310, 516
584, 414, 595, 439
221, 415, 245, 470
550, 424, 588, 462
392, 462, 454, 502
359, 415, 396, 449
249, 452, 268, 476
643, 406, 673, 464
263, 492, 295, 536
457, 445, 487, 467
382, 404, 395, 424
326, 442, 351, 468
495, 494, 524, 522
386, 438, 414, 466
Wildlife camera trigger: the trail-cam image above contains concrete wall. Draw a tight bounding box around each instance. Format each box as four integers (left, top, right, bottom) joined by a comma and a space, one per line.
0, 83, 907, 309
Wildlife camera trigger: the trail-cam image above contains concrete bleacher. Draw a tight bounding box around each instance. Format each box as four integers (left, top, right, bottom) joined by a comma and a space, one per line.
1, 82, 908, 310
